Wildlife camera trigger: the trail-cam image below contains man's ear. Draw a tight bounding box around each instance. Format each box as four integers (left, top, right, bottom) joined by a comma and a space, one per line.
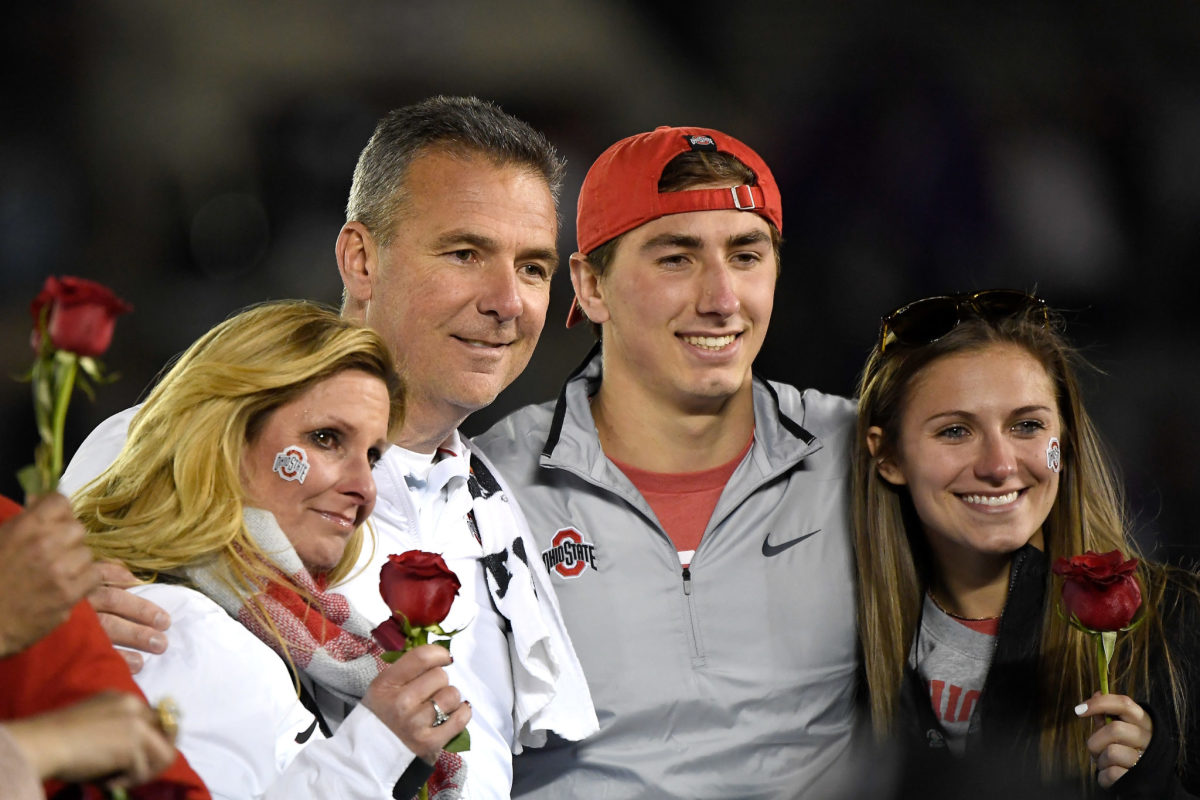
866, 426, 907, 486
569, 252, 610, 325
336, 221, 377, 319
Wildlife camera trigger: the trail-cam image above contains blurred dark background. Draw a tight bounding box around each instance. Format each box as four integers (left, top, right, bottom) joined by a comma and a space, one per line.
3, 1, 1197, 564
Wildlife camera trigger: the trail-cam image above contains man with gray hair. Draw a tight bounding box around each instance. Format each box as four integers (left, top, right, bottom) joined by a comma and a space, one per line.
63, 95, 596, 800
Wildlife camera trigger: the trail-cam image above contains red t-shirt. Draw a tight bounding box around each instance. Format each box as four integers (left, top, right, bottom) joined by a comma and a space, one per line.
610, 437, 754, 568
0, 496, 210, 799
954, 616, 1000, 636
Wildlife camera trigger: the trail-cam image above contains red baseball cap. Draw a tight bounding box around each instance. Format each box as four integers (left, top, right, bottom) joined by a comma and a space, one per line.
567, 125, 782, 327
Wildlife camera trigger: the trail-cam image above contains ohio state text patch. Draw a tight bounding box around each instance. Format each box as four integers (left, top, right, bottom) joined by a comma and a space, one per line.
541, 527, 597, 579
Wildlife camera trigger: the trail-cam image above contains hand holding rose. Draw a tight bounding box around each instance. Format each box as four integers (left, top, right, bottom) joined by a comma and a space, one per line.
1054, 550, 1150, 786
369, 550, 471, 797
1075, 691, 1153, 789
361, 644, 471, 766
0, 494, 102, 657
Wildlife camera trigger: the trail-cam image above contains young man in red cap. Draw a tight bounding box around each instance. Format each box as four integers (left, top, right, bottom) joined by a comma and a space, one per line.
476, 127, 861, 798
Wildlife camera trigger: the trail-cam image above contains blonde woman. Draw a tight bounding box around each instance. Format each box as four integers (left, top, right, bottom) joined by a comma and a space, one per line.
853, 291, 1200, 798
75, 301, 470, 799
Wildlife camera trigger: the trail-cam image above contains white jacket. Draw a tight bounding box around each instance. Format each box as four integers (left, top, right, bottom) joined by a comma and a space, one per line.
130, 583, 418, 799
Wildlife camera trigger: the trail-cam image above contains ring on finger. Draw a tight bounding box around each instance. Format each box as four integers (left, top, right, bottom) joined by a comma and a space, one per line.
156, 696, 180, 741
431, 699, 450, 728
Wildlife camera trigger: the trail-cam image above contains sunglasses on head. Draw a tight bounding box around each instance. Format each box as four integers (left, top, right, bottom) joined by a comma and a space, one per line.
878, 289, 1049, 353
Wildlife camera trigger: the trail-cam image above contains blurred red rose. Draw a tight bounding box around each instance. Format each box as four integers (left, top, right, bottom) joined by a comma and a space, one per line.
1052, 550, 1142, 631
30, 276, 133, 357
379, 551, 461, 628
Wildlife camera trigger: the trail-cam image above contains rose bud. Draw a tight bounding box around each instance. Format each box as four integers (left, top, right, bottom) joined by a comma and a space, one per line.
1052, 550, 1143, 631
379, 551, 461, 628
371, 617, 410, 652
30, 276, 133, 357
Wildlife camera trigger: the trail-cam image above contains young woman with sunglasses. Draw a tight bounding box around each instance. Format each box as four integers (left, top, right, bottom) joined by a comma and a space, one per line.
853, 291, 1200, 798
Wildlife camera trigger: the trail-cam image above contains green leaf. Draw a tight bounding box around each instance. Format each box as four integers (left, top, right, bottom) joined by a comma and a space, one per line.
1099, 630, 1117, 666
34, 374, 53, 412
380, 650, 401, 664
53, 353, 75, 387
78, 356, 103, 381
75, 375, 96, 402
32, 441, 52, 474
1120, 610, 1148, 633
444, 728, 471, 753
433, 639, 452, 651
34, 415, 54, 445
16, 464, 44, 497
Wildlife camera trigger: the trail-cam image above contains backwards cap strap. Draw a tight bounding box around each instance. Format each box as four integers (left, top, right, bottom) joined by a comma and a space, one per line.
654, 185, 768, 218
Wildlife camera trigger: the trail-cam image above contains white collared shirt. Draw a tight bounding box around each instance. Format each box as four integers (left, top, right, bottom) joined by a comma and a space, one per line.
336, 433, 516, 799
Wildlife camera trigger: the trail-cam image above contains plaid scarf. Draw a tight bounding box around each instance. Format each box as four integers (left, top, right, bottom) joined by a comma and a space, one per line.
185, 507, 465, 800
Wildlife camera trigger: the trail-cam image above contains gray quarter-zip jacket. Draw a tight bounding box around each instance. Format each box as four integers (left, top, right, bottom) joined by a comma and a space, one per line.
474, 350, 862, 800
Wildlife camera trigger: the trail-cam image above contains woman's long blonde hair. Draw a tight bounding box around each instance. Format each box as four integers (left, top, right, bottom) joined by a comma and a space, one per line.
853, 302, 1192, 787
75, 300, 403, 611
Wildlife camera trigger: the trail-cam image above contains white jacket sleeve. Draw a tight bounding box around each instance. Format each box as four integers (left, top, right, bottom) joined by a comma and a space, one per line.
59, 405, 138, 496
132, 584, 420, 800
263, 704, 424, 798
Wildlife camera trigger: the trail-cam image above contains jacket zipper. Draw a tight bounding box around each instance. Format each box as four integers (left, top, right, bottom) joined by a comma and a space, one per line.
681, 566, 705, 664
961, 548, 1027, 756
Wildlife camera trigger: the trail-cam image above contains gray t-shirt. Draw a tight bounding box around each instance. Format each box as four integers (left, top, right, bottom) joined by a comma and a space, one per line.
909, 594, 998, 755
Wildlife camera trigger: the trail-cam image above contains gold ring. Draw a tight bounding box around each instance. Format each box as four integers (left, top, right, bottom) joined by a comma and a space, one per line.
156, 696, 180, 740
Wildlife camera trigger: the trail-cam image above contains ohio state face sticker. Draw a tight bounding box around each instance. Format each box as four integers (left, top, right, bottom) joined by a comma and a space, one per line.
541, 527, 597, 579
273, 445, 309, 484
1046, 437, 1061, 473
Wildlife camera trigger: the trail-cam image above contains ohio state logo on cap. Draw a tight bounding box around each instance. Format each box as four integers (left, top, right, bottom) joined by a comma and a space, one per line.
541, 527, 598, 579
686, 134, 717, 151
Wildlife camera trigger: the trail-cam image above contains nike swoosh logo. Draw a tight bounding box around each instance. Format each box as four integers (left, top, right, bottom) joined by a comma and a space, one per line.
295, 719, 318, 744
761, 529, 821, 557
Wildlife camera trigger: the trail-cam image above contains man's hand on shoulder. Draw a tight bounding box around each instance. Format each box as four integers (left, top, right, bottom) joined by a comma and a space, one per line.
88, 561, 170, 674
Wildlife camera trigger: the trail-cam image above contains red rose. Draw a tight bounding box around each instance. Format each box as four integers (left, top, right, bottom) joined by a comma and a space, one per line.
379, 551, 461, 628
370, 617, 410, 652
1052, 550, 1142, 631
30, 276, 133, 357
